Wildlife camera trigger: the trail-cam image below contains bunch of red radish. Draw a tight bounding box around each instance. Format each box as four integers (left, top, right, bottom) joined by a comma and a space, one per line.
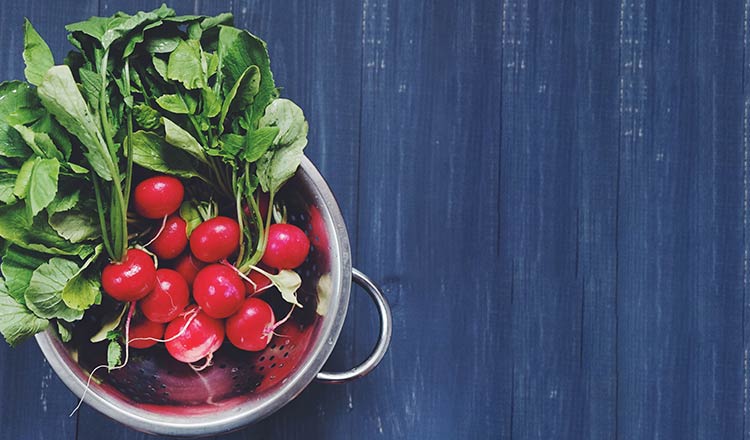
100, 175, 310, 366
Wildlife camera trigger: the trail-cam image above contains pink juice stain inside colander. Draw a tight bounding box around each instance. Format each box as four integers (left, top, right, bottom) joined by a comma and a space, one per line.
79, 321, 315, 415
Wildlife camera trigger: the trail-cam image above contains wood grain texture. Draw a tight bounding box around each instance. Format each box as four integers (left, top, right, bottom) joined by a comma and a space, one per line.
617, 1, 744, 439
573, 2, 619, 439
501, 0, 592, 437
744, 3, 750, 440
355, 0, 504, 437
501, 0, 620, 438
1, 0, 749, 439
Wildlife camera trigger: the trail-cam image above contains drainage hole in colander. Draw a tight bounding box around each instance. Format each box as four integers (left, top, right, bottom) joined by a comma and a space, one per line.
271, 363, 276, 368
259, 356, 265, 361
231, 367, 239, 373
269, 355, 275, 361
259, 366, 265, 372
270, 343, 276, 349
283, 352, 289, 358
160, 384, 166, 389
278, 345, 285, 350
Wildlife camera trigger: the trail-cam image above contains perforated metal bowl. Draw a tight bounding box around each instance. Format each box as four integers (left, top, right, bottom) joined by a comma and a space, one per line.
35, 156, 393, 437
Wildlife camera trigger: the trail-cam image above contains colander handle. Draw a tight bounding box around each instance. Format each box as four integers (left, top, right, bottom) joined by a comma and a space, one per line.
316, 268, 393, 384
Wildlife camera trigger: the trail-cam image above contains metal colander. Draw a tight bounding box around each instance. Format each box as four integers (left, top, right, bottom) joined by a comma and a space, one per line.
35, 156, 393, 437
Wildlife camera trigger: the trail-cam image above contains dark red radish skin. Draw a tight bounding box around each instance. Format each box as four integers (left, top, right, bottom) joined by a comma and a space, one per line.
261, 223, 310, 270
242, 192, 270, 227
140, 269, 190, 323
226, 298, 275, 351
164, 307, 225, 363
189, 216, 240, 263
172, 252, 206, 287
133, 176, 184, 219
128, 318, 165, 349
102, 249, 157, 302
259, 192, 270, 221
192, 264, 245, 318
309, 206, 330, 252
244, 268, 274, 295
150, 215, 188, 260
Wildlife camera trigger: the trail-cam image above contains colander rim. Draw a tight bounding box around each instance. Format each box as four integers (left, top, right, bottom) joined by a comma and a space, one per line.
35, 155, 353, 436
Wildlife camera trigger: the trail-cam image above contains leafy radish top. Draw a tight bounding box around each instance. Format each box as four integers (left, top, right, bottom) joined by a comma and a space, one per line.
0, 6, 310, 349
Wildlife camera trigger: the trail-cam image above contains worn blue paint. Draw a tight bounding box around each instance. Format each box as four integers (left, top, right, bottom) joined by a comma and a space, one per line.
1, 0, 748, 438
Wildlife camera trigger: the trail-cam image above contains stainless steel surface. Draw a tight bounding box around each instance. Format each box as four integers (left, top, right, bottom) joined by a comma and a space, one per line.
316, 268, 393, 384
34, 156, 391, 437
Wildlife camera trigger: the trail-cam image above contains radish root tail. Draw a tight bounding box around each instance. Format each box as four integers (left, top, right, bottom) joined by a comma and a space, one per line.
190, 352, 214, 372
69, 301, 137, 417
142, 215, 169, 248
128, 307, 200, 345
263, 305, 296, 341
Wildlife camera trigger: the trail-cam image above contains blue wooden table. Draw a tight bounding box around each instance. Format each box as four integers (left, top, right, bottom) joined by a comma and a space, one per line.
1, 0, 746, 438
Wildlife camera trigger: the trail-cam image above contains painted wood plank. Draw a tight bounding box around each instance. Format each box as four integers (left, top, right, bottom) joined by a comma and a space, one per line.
0, 344, 79, 440
354, 0, 505, 437
684, 2, 745, 437
616, 1, 745, 439
500, 0, 603, 437
101, 0, 228, 17
571, 1, 620, 439
744, 3, 750, 439
0, 3, 98, 439
0, 0, 97, 78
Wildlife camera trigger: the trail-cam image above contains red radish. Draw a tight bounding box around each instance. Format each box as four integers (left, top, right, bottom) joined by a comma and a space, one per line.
139, 269, 190, 323
225, 298, 275, 351
309, 206, 329, 252
102, 248, 157, 302
258, 192, 270, 221
172, 252, 206, 286
128, 318, 165, 349
244, 268, 274, 295
189, 216, 240, 262
243, 192, 270, 224
149, 215, 188, 260
261, 223, 310, 269
133, 176, 184, 219
192, 264, 245, 318
164, 307, 224, 363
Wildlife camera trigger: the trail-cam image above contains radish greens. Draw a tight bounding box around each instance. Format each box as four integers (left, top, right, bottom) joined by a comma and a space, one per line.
0, 6, 309, 347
